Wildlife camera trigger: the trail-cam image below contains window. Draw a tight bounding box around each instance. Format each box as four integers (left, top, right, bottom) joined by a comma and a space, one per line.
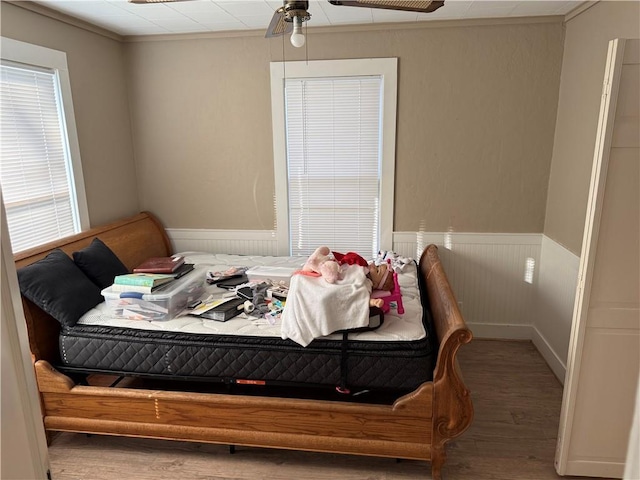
1, 38, 88, 253
270, 58, 397, 257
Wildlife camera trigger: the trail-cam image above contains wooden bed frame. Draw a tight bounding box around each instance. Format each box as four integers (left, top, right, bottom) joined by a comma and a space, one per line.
15, 211, 473, 480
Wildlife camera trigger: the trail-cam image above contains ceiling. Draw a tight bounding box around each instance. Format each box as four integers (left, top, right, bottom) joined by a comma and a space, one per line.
30, 0, 584, 37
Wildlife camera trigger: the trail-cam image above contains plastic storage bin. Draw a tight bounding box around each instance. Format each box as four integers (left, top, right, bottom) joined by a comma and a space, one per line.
101, 268, 206, 321
246, 266, 296, 285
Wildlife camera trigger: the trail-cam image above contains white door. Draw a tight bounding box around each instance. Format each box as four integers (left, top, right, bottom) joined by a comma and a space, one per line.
556, 38, 640, 478
1, 197, 51, 479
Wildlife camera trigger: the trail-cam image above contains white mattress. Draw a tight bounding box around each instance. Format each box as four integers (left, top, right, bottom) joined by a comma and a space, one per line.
78, 252, 426, 343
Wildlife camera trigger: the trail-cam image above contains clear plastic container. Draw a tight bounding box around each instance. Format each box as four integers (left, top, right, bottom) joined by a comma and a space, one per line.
101, 268, 206, 321
246, 266, 296, 285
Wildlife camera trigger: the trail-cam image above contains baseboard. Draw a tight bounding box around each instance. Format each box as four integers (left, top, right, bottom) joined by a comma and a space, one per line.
466, 322, 533, 340
565, 460, 625, 479
468, 324, 568, 382
532, 325, 567, 384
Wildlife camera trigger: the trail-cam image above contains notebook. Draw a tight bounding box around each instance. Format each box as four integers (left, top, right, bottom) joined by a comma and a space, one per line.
198, 297, 245, 322
215, 275, 249, 289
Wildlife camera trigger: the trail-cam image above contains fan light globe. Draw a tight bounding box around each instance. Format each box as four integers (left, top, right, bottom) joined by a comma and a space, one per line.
290, 16, 305, 48
291, 31, 305, 47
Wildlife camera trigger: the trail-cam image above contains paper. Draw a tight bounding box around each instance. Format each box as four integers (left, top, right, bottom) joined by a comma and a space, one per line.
189, 296, 237, 316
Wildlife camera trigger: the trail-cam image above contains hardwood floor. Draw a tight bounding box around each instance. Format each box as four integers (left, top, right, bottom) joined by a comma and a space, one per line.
46, 340, 601, 480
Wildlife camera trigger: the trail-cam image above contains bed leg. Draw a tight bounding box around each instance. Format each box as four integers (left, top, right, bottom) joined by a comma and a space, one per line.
229, 445, 236, 454
431, 445, 446, 480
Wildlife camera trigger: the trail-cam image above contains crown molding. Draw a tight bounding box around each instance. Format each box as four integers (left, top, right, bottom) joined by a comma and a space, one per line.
6, 1, 123, 42
564, 1, 599, 22
123, 14, 563, 43
3, 1, 566, 45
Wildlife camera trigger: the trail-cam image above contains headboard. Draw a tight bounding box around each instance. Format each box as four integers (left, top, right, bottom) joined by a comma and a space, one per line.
14, 211, 172, 363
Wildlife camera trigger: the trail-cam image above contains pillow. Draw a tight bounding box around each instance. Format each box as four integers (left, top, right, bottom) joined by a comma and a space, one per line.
72, 238, 129, 289
17, 249, 104, 327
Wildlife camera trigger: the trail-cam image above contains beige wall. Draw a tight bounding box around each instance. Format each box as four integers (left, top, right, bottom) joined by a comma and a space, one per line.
126, 19, 564, 232
0, 2, 140, 227
544, 0, 640, 254
0, 4, 566, 235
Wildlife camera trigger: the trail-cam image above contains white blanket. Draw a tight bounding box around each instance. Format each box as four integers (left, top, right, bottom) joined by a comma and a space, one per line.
280, 265, 372, 347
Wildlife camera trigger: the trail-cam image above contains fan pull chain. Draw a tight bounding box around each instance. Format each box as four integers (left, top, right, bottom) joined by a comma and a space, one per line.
282, 28, 286, 80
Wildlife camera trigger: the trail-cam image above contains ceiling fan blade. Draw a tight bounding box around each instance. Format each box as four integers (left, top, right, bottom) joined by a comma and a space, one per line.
328, 0, 444, 14
129, 0, 191, 3
265, 7, 293, 38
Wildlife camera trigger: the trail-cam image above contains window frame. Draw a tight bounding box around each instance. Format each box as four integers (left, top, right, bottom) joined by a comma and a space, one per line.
1, 37, 89, 250
270, 58, 398, 256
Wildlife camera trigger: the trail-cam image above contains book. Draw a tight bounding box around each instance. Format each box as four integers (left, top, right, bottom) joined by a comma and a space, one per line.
196, 297, 245, 322
215, 274, 249, 289
110, 281, 175, 294
133, 255, 185, 274
170, 263, 194, 279
206, 266, 249, 285
113, 272, 174, 288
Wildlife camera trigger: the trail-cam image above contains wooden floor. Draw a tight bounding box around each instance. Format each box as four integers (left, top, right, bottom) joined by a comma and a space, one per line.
46, 339, 601, 480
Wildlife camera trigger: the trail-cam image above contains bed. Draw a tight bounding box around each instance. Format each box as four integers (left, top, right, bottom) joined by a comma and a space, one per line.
61, 251, 435, 393
15, 211, 473, 480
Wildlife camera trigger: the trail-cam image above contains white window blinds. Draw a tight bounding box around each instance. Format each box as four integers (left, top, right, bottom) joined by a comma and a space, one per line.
285, 76, 382, 257
0, 62, 80, 252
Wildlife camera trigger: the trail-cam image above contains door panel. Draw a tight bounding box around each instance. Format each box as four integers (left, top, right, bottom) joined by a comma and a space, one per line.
556, 38, 640, 479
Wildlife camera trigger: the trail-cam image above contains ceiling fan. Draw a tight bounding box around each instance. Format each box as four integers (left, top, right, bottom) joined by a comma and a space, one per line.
129, 0, 445, 48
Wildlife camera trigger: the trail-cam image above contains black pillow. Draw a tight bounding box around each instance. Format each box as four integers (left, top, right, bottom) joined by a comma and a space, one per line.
17, 249, 104, 327
72, 238, 129, 289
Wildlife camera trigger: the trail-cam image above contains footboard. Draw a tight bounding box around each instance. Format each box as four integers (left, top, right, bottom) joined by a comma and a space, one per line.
420, 244, 474, 475
15, 212, 472, 480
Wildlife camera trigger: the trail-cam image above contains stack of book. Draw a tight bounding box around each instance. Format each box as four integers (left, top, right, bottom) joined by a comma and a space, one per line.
111, 272, 175, 294
111, 256, 195, 294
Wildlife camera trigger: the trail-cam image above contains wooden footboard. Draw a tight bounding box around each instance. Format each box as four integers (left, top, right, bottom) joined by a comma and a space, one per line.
15, 213, 473, 480
421, 245, 475, 475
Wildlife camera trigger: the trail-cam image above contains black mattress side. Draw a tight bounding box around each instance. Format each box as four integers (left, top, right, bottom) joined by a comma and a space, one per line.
58, 277, 436, 391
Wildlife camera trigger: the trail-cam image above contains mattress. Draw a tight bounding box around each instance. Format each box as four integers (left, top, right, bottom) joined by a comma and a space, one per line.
59, 253, 435, 392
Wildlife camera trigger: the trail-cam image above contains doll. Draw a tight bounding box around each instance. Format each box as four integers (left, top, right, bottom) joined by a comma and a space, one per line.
368, 260, 404, 314
300, 246, 340, 283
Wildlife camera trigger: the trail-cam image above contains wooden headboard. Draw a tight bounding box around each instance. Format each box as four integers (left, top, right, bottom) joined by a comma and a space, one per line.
14, 211, 172, 363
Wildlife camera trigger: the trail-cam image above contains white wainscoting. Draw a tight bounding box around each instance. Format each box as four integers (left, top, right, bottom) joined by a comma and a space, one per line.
533, 235, 580, 384
167, 228, 579, 380
395, 232, 542, 340
168, 228, 279, 256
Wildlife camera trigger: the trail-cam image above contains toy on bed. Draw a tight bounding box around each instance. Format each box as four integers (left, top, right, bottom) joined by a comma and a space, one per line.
324, 248, 405, 313
298, 247, 406, 313
298, 247, 373, 305
300, 246, 341, 283
368, 260, 404, 315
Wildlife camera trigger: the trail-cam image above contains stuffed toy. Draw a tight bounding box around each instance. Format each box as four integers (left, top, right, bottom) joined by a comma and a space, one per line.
368, 262, 395, 292
301, 246, 340, 283
333, 250, 397, 309
333, 251, 369, 267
